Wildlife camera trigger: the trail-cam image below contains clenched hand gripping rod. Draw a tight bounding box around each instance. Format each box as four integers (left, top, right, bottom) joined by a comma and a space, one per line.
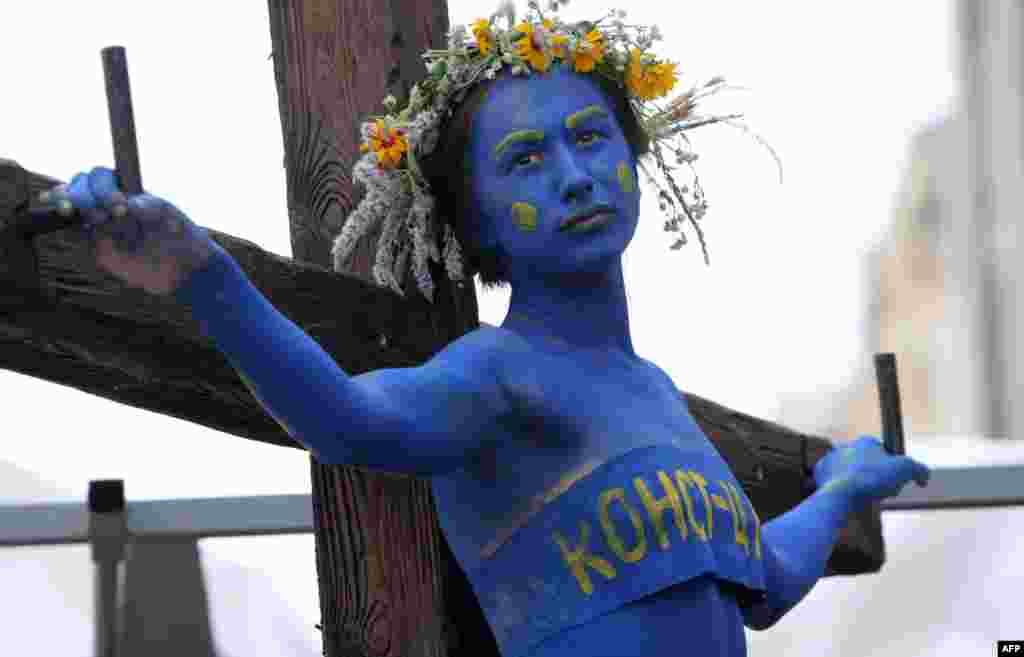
16, 46, 142, 237
802, 352, 908, 496
2, 46, 142, 307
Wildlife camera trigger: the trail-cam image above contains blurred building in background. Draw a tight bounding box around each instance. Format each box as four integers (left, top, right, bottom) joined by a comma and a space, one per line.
780, 0, 1024, 445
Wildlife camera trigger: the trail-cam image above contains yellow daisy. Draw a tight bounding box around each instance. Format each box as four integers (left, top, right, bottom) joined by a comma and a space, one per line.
571, 29, 606, 73
514, 21, 552, 73
625, 48, 679, 100
471, 18, 494, 55
361, 119, 408, 169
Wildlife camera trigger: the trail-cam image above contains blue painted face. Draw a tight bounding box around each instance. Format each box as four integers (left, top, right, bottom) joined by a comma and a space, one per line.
468, 64, 641, 282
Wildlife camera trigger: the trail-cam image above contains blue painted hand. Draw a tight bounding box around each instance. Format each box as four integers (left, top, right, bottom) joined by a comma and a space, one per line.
39, 166, 216, 295
813, 435, 931, 510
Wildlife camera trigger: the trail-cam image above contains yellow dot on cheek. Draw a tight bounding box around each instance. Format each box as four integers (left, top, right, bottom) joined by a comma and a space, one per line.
511, 202, 538, 232
617, 161, 636, 194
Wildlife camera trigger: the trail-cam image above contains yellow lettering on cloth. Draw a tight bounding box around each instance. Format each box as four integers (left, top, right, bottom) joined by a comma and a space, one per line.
459, 445, 769, 657
674, 470, 709, 540
553, 520, 618, 595
598, 487, 648, 563
633, 470, 688, 550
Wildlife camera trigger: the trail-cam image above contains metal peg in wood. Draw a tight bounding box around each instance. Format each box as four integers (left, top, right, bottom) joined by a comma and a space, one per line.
16, 46, 144, 241
874, 352, 906, 456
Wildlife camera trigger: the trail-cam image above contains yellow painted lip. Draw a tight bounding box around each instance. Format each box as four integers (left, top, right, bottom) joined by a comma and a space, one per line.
563, 211, 614, 233
559, 206, 615, 231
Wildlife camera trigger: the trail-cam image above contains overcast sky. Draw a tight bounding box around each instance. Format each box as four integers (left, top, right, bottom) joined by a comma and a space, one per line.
0, 1, 961, 654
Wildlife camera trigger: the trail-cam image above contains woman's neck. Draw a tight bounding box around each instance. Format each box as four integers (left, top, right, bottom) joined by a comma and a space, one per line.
503, 258, 636, 357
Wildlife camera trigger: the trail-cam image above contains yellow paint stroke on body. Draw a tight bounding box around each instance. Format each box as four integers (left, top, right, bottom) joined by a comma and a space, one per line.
565, 105, 609, 130
512, 202, 539, 231
481, 458, 603, 559
228, 359, 300, 440
617, 160, 636, 193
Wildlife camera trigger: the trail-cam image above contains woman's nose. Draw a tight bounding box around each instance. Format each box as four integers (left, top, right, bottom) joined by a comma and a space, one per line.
555, 145, 595, 204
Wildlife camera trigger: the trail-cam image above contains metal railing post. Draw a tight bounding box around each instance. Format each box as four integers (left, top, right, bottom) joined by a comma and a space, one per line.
88, 479, 127, 657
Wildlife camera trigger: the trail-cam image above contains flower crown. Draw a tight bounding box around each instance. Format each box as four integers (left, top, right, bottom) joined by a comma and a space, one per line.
332, 0, 778, 302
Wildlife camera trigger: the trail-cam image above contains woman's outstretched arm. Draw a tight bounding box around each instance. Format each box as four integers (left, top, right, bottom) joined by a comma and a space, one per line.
172, 243, 516, 472
742, 436, 930, 629
174, 243, 514, 476
740, 483, 853, 629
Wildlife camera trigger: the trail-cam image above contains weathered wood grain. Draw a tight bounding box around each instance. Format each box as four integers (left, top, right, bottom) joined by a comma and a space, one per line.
266, 1, 474, 656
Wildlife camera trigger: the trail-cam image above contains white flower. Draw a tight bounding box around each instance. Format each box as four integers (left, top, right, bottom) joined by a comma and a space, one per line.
448, 25, 468, 49
496, 0, 517, 28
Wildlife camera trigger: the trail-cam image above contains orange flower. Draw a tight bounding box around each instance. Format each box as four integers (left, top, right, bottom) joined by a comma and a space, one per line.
471, 18, 494, 55
571, 29, 606, 73
361, 119, 408, 169
542, 19, 569, 62
514, 21, 552, 72
625, 48, 678, 100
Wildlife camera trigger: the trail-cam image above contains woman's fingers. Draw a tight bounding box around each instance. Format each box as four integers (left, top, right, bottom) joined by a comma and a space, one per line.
81, 207, 111, 235
65, 171, 99, 210
908, 457, 931, 487
97, 201, 144, 253
86, 166, 124, 209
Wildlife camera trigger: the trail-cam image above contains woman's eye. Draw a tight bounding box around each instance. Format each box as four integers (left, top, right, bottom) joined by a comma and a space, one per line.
515, 152, 543, 168
577, 131, 604, 146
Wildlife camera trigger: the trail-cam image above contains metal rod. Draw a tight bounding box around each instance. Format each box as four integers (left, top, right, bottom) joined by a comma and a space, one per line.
101, 46, 143, 195
15, 46, 143, 239
93, 557, 120, 657
874, 352, 906, 456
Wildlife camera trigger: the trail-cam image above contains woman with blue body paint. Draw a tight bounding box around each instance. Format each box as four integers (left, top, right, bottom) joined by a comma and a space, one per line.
43, 58, 929, 657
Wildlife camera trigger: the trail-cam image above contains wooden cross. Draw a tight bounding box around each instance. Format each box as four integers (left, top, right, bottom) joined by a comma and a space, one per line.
0, 2, 884, 655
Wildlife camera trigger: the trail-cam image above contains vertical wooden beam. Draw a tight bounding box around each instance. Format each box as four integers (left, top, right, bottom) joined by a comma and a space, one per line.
265, 2, 489, 656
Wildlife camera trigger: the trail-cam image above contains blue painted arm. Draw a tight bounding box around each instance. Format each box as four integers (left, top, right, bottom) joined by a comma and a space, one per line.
740, 483, 853, 629
742, 436, 930, 629
173, 244, 513, 475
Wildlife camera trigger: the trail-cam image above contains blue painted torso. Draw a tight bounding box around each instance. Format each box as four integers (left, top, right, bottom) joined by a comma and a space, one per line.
431, 325, 765, 657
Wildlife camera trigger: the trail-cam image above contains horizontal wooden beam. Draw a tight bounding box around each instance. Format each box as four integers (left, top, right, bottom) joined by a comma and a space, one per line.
0, 159, 449, 451
0, 158, 882, 576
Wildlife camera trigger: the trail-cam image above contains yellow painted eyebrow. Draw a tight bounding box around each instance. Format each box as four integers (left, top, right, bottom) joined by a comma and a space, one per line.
494, 130, 545, 158
493, 107, 609, 160
565, 105, 609, 130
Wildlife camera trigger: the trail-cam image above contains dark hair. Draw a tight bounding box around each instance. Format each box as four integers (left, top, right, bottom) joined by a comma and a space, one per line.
421, 66, 651, 288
